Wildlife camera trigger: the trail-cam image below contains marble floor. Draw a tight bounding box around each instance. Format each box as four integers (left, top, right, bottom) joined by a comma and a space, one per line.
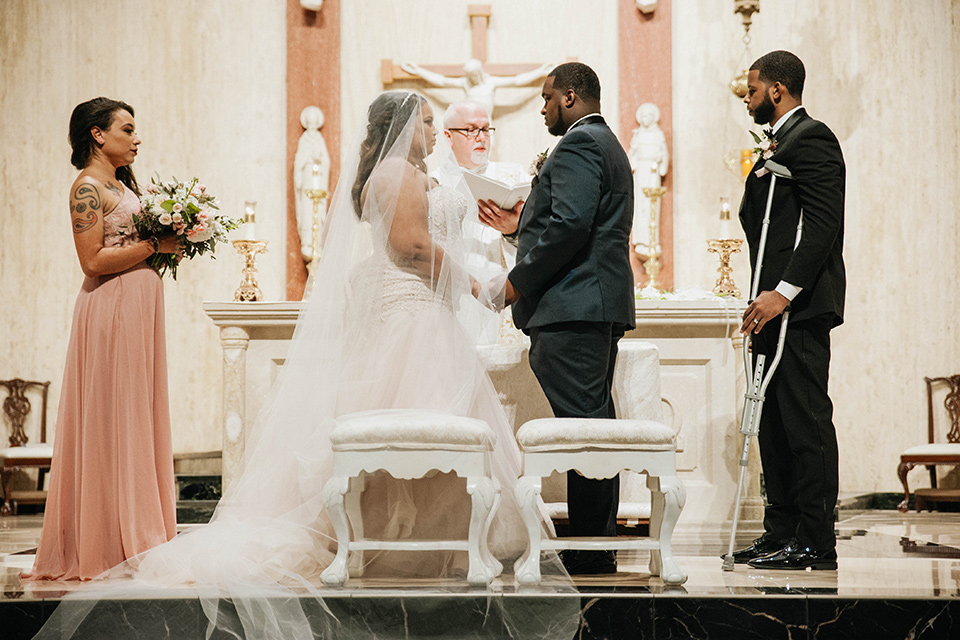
2, 509, 960, 638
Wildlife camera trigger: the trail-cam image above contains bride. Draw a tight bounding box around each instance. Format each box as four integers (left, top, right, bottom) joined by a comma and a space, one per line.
36, 91, 577, 639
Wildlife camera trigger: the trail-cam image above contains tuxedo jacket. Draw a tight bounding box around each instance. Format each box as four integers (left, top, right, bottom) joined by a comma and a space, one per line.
509, 115, 636, 331
738, 108, 846, 326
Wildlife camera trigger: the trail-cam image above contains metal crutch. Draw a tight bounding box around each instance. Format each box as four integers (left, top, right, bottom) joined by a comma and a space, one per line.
722, 160, 803, 571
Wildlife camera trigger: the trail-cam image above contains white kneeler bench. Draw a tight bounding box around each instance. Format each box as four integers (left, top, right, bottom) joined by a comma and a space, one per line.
513, 417, 687, 585
320, 409, 502, 587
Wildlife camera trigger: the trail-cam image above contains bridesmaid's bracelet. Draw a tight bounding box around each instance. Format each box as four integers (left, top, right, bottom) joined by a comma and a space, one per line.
148, 237, 160, 254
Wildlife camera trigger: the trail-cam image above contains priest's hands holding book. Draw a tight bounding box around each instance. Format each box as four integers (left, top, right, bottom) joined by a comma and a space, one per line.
477, 199, 522, 235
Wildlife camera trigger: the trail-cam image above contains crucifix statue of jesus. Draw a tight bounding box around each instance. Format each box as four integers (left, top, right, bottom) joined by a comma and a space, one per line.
382, 4, 553, 118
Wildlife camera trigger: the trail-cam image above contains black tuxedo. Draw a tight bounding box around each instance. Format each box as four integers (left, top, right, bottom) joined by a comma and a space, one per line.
509, 114, 635, 538
738, 107, 845, 550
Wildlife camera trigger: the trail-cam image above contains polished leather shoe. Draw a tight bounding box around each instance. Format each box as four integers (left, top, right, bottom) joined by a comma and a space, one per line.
560, 550, 617, 575
725, 536, 786, 564
747, 540, 837, 570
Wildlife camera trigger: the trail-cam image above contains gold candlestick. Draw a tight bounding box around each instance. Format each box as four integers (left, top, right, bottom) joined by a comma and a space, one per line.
232, 239, 268, 301
641, 185, 667, 291
706, 238, 743, 297
304, 188, 328, 275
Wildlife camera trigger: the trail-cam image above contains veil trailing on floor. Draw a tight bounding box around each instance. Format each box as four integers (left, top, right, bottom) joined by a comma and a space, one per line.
33, 92, 578, 639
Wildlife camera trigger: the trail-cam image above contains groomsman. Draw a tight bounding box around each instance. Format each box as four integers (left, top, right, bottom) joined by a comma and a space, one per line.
490, 62, 635, 575
733, 50, 845, 570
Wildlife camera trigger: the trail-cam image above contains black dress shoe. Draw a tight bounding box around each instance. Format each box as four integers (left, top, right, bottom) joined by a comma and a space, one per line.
560, 550, 617, 575
747, 540, 837, 570
726, 536, 786, 564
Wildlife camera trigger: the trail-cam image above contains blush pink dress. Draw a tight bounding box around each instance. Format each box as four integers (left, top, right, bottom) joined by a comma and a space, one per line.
23, 186, 177, 581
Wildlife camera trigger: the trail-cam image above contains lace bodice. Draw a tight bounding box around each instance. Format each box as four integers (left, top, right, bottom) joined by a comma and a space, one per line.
102, 187, 142, 248
353, 185, 470, 319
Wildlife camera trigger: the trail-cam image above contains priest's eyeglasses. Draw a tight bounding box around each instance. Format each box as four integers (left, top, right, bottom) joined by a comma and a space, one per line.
448, 127, 495, 139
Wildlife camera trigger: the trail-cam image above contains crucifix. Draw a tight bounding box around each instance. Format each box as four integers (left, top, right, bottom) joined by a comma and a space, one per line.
381, 4, 555, 117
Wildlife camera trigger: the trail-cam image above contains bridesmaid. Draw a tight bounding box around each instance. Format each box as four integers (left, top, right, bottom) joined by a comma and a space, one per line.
23, 98, 179, 581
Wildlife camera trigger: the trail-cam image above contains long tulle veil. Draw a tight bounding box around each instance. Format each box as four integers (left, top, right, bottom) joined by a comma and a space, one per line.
32, 91, 578, 639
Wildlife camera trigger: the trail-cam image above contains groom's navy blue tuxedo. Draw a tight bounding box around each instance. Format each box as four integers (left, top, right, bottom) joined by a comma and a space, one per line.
509, 114, 635, 539
738, 107, 845, 551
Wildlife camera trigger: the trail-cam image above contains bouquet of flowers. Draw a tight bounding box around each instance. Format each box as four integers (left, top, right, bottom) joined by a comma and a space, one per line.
135, 174, 241, 279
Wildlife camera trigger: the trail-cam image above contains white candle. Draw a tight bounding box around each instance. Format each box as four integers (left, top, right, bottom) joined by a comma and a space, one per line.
243, 200, 257, 240
719, 197, 731, 239
306, 164, 323, 191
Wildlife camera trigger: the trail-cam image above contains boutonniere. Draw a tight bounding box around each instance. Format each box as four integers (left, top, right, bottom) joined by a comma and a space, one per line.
530, 148, 549, 177
750, 128, 777, 160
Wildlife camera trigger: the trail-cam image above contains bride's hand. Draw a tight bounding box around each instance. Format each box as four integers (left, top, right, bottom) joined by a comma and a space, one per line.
471, 277, 481, 299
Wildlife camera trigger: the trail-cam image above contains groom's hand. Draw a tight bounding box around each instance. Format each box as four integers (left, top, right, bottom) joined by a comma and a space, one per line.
478, 199, 521, 235
503, 278, 520, 306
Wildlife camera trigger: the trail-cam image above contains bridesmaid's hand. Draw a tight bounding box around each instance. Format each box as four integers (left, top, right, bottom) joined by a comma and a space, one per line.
156, 235, 180, 254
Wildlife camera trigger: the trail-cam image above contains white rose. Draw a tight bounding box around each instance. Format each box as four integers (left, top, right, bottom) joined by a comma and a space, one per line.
172, 212, 183, 223
158, 212, 173, 225
172, 202, 183, 213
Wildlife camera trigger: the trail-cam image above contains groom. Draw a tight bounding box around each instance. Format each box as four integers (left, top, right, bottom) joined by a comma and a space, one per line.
498, 62, 635, 575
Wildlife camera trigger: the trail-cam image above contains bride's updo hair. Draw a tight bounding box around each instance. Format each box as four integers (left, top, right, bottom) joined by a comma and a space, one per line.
352, 91, 427, 217
69, 97, 141, 196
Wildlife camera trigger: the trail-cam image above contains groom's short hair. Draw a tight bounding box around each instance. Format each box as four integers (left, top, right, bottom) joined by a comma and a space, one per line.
549, 62, 601, 104
751, 50, 805, 100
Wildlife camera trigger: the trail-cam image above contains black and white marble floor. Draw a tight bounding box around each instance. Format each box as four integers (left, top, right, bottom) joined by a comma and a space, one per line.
2, 509, 960, 638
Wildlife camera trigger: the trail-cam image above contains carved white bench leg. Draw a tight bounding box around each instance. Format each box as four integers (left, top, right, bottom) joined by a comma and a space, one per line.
513, 475, 543, 585
649, 474, 687, 585
481, 477, 503, 578
320, 476, 350, 586
345, 474, 365, 578
466, 475, 499, 586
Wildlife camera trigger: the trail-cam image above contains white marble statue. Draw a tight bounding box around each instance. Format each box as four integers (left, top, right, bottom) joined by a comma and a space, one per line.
401, 58, 552, 118
628, 102, 669, 258
293, 105, 330, 264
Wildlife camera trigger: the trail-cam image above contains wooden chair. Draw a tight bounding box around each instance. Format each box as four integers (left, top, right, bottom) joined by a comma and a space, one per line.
898, 375, 960, 512
0, 378, 54, 515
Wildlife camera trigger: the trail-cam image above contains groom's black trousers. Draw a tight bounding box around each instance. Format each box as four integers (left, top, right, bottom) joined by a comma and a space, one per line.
528, 321, 625, 538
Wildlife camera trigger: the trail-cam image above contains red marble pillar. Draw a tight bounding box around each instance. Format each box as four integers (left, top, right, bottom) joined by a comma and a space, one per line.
619, 0, 673, 290
286, 0, 341, 300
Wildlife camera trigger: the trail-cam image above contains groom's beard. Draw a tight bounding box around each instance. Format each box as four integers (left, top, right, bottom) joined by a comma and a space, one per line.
548, 102, 567, 136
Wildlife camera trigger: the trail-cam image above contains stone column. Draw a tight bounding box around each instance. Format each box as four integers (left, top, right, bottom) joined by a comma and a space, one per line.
220, 326, 250, 490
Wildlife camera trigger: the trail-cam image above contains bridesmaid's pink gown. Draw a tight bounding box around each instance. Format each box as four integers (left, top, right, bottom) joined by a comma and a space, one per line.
23, 187, 177, 581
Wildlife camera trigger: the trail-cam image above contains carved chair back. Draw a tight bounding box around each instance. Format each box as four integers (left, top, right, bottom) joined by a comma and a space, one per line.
0, 379, 50, 447
926, 375, 960, 445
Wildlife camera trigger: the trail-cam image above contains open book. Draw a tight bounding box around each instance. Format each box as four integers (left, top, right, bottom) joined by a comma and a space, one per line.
462, 171, 532, 210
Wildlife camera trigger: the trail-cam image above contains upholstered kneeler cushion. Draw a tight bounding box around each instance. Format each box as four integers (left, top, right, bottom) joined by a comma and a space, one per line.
516, 418, 674, 452
330, 409, 495, 451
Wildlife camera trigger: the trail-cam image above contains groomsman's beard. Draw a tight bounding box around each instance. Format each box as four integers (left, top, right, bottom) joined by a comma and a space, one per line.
752, 90, 776, 125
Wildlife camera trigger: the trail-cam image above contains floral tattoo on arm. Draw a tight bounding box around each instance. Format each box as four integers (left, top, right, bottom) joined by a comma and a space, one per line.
71, 183, 101, 234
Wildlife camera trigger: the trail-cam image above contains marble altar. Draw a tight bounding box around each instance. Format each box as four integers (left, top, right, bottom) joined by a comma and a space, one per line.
203, 296, 757, 527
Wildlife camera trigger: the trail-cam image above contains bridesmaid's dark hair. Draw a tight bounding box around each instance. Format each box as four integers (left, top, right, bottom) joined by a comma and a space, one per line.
352, 91, 426, 218
69, 97, 141, 196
